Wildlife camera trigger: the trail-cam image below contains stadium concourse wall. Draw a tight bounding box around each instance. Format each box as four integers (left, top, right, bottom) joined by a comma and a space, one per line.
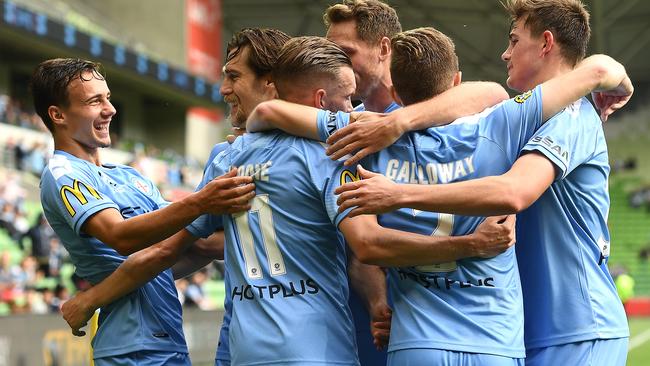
0, 308, 224, 366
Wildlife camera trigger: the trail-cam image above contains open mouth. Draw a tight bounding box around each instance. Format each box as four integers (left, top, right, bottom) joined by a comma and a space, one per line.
94, 123, 110, 133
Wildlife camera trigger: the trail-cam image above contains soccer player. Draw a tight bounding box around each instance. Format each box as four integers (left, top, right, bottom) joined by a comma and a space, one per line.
191, 35, 517, 365
57, 28, 290, 366
322, 3, 509, 362
243, 24, 631, 365
34, 58, 255, 365
331, 1, 632, 365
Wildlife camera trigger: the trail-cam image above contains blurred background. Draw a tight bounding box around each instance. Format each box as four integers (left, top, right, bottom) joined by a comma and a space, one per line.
0, 0, 649, 365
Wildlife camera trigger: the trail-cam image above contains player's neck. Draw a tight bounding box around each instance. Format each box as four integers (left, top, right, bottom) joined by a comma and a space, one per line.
54, 139, 102, 166
362, 81, 395, 113
529, 58, 575, 91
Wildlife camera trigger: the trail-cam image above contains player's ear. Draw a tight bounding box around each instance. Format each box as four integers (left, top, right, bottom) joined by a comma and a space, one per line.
378, 36, 391, 61
48, 105, 65, 127
314, 89, 327, 109
452, 71, 462, 87
263, 75, 277, 99
390, 86, 404, 106
540, 30, 554, 57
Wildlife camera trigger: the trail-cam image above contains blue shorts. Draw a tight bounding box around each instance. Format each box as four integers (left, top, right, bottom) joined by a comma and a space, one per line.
525, 338, 628, 366
94, 351, 190, 366
388, 348, 524, 366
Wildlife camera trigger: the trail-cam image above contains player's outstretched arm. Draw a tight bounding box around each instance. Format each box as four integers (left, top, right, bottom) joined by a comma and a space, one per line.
326, 82, 510, 166
83, 168, 254, 255
540, 54, 633, 122
61, 228, 221, 336
171, 231, 225, 279
246, 99, 321, 140
337, 156, 553, 217
339, 214, 515, 267
347, 254, 391, 350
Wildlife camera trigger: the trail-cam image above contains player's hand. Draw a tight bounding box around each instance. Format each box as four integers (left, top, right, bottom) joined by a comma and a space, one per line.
370, 305, 392, 350
325, 111, 406, 166
196, 168, 255, 215
592, 75, 633, 122
61, 291, 95, 337
470, 215, 516, 258
336, 165, 400, 216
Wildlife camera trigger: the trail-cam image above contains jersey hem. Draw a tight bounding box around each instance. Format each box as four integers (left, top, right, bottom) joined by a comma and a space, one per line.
387, 340, 525, 358
524, 329, 630, 349
91, 343, 188, 359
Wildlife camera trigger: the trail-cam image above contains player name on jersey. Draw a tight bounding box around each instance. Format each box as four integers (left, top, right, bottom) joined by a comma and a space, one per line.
385, 156, 475, 184
236, 160, 272, 181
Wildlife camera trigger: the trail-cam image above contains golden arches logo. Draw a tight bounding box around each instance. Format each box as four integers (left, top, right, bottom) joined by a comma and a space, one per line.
340, 170, 361, 186
59, 180, 102, 217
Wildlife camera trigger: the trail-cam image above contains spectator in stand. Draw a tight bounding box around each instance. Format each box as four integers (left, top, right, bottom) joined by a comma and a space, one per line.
27, 213, 57, 273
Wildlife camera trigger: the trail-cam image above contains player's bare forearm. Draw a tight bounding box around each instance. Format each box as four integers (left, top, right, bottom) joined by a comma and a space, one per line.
340, 215, 513, 267
541, 54, 633, 122
348, 255, 388, 314
62, 229, 200, 336
83, 169, 254, 255
246, 100, 321, 140
172, 234, 223, 279
399, 81, 509, 131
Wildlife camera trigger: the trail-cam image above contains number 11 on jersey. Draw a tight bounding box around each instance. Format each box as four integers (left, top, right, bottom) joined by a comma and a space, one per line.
233, 194, 286, 279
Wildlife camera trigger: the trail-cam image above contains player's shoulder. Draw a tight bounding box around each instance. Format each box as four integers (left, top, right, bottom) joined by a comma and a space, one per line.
42, 152, 95, 184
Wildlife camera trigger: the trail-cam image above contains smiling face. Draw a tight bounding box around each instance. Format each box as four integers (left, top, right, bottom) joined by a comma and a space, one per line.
220, 46, 274, 128
56, 71, 116, 151
501, 18, 546, 92
326, 20, 382, 101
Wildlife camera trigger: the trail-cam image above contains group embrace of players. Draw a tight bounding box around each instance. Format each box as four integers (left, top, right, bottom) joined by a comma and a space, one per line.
32, 0, 633, 365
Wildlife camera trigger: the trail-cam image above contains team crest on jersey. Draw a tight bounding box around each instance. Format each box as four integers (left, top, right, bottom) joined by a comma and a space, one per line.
131, 177, 151, 195
514, 90, 533, 104
340, 169, 361, 185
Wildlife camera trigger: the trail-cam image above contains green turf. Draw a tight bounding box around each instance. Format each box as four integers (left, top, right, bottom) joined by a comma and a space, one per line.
628, 316, 650, 366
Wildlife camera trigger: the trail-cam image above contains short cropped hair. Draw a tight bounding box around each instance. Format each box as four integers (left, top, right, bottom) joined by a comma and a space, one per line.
390, 28, 458, 106
503, 0, 590, 66
30, 58, 104, 133
226, 28, 291, 77
272, 36, 352, 98
323, 0, 402, 44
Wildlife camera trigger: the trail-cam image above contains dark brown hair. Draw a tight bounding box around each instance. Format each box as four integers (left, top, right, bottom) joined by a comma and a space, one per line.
503, 0, 590, 66
323, 0, 401, 44
226, 28, 291, 77
272, 36, 352, 97
30, 58, 104, 133
390, 28, 458, 105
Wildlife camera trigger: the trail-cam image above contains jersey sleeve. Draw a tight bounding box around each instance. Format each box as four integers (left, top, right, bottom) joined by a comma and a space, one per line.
186, 153, 228, 238
521, 97, 598, 180
41, 164, 118, 235
476, 85, 544, 164
316, 110, 351, 142
305, 143, 358, 226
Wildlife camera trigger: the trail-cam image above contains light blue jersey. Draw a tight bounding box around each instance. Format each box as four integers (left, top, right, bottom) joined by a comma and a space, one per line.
349, 101, 400, 366
515, 97, 629, 349
187, 132, 359, 365
317, 86, 549, 359
40, 150, 187, 360
203, 142, 233, 365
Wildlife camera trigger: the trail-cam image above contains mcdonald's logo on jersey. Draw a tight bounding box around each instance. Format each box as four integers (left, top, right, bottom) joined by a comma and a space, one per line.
340, 169, 361, 186
60, 180, 102, 217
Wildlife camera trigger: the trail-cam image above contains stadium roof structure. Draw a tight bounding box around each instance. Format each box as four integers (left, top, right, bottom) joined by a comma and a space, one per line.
221, 0, 650, 86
